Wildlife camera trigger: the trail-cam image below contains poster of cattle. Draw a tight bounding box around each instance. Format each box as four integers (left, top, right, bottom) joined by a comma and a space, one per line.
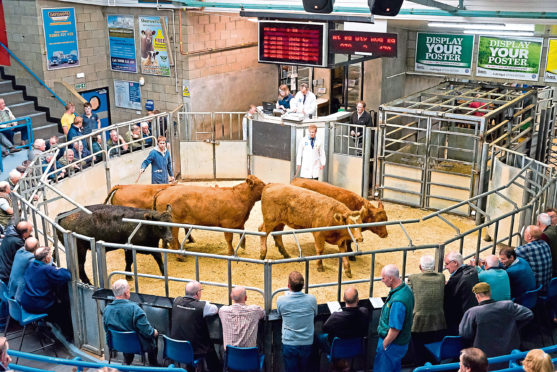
138, 16, 170, 77
107, 15, 137, 73
42, 7, 79, 70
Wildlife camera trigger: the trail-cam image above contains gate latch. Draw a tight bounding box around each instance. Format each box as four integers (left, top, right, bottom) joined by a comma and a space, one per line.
203, 139, 220, 145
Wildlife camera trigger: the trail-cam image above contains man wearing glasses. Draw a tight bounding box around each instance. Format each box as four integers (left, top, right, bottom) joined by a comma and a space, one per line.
443, 252, 479, 335
139, 135, 174, 184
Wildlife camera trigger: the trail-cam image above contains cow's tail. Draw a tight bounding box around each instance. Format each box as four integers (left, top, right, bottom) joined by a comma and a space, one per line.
152, 189, 166, 210
103, 185, 121, 205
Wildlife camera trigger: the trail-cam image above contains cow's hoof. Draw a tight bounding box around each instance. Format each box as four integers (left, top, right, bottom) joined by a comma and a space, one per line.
345, 271, 352, 278
125, 275, 133, 281
176, 255, 186, 262
317, 266, 324, 272
259, 254, 266, 260
187, 236, 196, 243
349, 256, 356, 262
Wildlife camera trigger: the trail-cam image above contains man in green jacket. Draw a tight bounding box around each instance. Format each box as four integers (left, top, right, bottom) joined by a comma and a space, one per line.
374, 264, 414, 372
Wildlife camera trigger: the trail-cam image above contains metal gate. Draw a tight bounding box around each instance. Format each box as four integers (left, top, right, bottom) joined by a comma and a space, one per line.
536, 87, 557, 167
177, 112, 247, 179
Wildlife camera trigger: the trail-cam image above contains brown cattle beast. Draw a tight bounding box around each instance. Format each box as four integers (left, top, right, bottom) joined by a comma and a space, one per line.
153, 175, 266, 255
259, 183, 364, 278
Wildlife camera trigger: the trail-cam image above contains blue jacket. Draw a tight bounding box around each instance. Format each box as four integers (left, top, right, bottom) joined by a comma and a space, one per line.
20, 260, 71, 313
0, 225, 24, 281
505, 257, 536, 299
278, 94, 293, 109
8, 247, 33, 300
141, 148, 173, 184
103, 298, 156, 352
477, 267, 511, 301
66, 124, 84, 144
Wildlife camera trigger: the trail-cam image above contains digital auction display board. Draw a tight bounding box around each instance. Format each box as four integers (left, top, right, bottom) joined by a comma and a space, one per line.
258, 21, 327, 67
329, 30, 398, 57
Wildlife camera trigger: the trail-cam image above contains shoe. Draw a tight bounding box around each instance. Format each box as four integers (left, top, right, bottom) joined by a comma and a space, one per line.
1, 151, 7, 157
9, 147, 21, 153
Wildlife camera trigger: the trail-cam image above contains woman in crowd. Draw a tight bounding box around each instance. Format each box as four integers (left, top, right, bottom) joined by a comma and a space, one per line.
277, 84, 293, 110
522, 349, 554, 372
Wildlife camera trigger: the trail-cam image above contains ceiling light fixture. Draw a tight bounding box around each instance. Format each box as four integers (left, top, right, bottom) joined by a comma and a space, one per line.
462, 30, 535, 37
428, 22, 534, 32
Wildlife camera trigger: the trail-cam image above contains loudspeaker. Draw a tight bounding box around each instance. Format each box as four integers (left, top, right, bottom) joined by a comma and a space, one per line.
303, 0, 334, 13
368, 0, 404, 16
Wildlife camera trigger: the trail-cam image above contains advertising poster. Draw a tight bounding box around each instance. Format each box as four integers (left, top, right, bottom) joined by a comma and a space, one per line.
544, 39, 557, 83
42, 8, 79, 70
107, 15, 137, 73
138, 16, 170, 77
415, 33, 474, 75
476, 36, 543, 81
114, 80, 141, 110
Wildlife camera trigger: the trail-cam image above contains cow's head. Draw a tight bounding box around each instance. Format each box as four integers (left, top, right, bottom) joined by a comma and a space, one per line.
333, 210, 363, 243
144, 205, 173, 244
246, 175, 266, 199
362, 200, 388, 238
141, 29, 156, 39
147, 50, 159, 64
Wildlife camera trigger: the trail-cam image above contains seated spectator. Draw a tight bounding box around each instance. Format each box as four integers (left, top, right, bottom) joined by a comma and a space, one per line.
538, 212, 557, 275
8, 237, 38, 300
0, 130, 19, 158
8, 169, 21, 189
474, 255, 510, 301
73, 141, 91, 168
459, 348, 488, 372
0, 336, 11, 371
20, 246, 73, 341
45, 136, 64, 160
140, 122, 153, 147
82, 102, 100, 135
277, 271, 317, 372
0, 98, 28, 146
29, 138, 46, 161
66, 116, 85, 145
459, 282, 532, 357
499, 245, 536, 300
0, 221, 33, 283
58, 149, 81, 174
444, 252, 479, 334
107, 130, 128, 157
219, 286, 264, 350
91, 134, 103, 163
515, 225, 552, 291
0, 182, 13, 231
545, 208, 557, 226
125, 125, 143, 151
522, 349, 554, 372
42, 155, 66, 181
171, 281, 220, 371
103, 279, 159, 366
408, 255, 446, 364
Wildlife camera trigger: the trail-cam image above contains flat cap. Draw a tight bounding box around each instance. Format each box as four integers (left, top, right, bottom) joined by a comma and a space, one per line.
472, 282, 490, 294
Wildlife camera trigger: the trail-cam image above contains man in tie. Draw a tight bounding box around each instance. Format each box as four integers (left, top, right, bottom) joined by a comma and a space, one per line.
292, 83, 317, 119
296, 124, 326, 180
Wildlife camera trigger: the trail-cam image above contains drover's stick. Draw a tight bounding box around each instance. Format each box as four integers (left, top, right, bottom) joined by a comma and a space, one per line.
135, 172, 142, 184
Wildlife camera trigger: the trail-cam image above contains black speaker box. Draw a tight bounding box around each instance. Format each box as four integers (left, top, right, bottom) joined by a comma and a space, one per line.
368, 0, 404, 16
303, 0, 334, 14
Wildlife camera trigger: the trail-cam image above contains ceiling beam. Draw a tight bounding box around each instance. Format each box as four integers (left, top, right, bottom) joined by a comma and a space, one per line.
405, 0, 460, 12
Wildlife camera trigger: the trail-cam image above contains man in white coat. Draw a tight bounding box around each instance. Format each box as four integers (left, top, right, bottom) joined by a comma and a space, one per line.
296, 124, 326, 179
292, 83, 317, 119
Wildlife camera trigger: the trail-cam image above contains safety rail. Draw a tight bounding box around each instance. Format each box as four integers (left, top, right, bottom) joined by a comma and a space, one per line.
177, 111, 246, 141
0, 116, 34, 172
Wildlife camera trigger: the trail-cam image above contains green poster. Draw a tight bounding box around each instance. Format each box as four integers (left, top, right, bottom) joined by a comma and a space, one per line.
476, 36, 543, 81
415, 33, 474, 75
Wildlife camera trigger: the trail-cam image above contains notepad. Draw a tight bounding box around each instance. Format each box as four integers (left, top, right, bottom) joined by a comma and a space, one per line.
327, 301, 342, 313
370, 297, 384, 309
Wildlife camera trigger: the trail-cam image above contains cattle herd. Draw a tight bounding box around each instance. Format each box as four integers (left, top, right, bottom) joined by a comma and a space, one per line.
57, 176, 389, 283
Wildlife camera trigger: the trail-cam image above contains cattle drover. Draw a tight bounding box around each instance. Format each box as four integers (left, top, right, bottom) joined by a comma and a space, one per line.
140, 135, 174, 184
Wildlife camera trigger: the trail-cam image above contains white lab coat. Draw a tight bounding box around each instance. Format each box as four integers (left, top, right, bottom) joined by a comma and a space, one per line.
296, 134, 326, 179
292, 91, 317, 118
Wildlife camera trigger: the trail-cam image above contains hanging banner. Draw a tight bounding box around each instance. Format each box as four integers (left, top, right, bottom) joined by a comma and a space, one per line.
138, 16, 170, 77
476, 35, 543, 81
42, 8, 79, 70
114, 80, 142, 110
415, 33, 474, 75
544, 39, 557, 83
107, 15, 137, 73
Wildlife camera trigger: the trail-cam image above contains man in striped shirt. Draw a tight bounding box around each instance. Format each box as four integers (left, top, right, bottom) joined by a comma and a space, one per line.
219, 286, 264, 349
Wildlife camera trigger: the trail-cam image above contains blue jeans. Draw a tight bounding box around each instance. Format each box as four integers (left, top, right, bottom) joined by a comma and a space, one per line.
282, 344, 312, 372
373, 337, 408, 372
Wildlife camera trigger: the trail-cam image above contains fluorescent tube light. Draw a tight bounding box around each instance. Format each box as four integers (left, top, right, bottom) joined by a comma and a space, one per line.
462, 30, 535, 37
428, 22, 535, 32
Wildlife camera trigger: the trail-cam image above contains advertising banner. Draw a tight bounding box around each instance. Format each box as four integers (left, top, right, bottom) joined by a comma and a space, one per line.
107, 15, 137, 73
138, 16, 170, 77
476, 36, 543, 81
544, 39, 557, 83
415, 33, 474, 75
42, 8, 79, 70
114, 80, 141, 110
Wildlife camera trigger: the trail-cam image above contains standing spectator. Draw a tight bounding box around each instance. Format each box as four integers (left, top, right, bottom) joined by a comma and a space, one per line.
73, 141, 91, 169
277, 271, 317, 372
8, 237, 39, 300
82, 102, 100, 135
458, 348, 488, 372
0, 98, 27, 146
171, 281, 220, 371
538, 212, 557, 274
66, 116, 85, 143
60, 102, 75, 136
140, 122, 153, 147
219, 286, 264, 349
103, 279, 159, 366
0, 337, 11, 371
499, 245, 536, 300
0, 221, 33, 283
242, 105, 257, 141
296, 124, 325, 180
20, 246, 73, 341
522, 349, 554, 372
475, 255, 510, 301
0, 182, 13, 231
408, 255, 446, 364
459, 282, 532, 357
349, 101, 372, 139
125, 125, 143, 151
291, 83, 317, 118
545, 208, 557, 226
8, 169, 21, 190
107, 130, 128, 156
515, 225, 552, 291
139, 136, 174, 184
374, 264, 414, 372
443, 252, 479, 334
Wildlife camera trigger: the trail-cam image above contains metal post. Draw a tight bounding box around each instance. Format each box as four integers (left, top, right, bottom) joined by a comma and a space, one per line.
96, 241, 109, 289
63, 231, 82, 347
436, 244, 445, 273
362, 127, 372, 198
519, 169, 532, 232
476, 143, 490, 225
211, 113, 217, 179
337, 257, 342, 301
322, 122, 330, 182
290, 126, 297, 180
263, 261, 272, 314
227, 260, 232, 305
10, 192, 19, 223
101, 135, 111, 194
369, 253, 375, 297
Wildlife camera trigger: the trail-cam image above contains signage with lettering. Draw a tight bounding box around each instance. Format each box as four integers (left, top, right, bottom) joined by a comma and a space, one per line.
544, 38, 557, 83
138, 16, 171, 77
415, 33, 474, 75
329, 31, 397, 57
114, 80, 141, 110
42, 8, 79, 70
108, 15, 137, 73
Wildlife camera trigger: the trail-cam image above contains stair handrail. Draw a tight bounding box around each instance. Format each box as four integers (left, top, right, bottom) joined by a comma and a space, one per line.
0, 42, 66, 107
0, 116, 34, 172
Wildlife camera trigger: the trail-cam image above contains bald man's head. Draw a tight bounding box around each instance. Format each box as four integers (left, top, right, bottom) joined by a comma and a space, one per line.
230, 286, 247, 303
24, 237, 39, 253
343, 287, 359, 307
185, 281, 202, 299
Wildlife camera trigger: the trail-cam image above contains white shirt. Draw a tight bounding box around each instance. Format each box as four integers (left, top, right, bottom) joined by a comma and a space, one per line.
292, 91, 317, 118
296, 134, 326, 179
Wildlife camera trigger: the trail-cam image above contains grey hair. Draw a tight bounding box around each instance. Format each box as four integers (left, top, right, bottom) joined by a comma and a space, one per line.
34, 246, 51, 262
382, 264, 399, 278
33, 139, 45, 149
0, 181, 9, 193
538, 213, 551, 227
185, 281, 201, 296
112, 279, 129, 298
420, 255, 435, 271
8, 169, 21, 180
485, 255, 499, 268
447, 251, 463, 266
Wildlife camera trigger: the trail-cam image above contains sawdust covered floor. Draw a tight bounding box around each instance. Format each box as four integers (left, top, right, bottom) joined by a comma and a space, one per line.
85, 180, 479, 308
